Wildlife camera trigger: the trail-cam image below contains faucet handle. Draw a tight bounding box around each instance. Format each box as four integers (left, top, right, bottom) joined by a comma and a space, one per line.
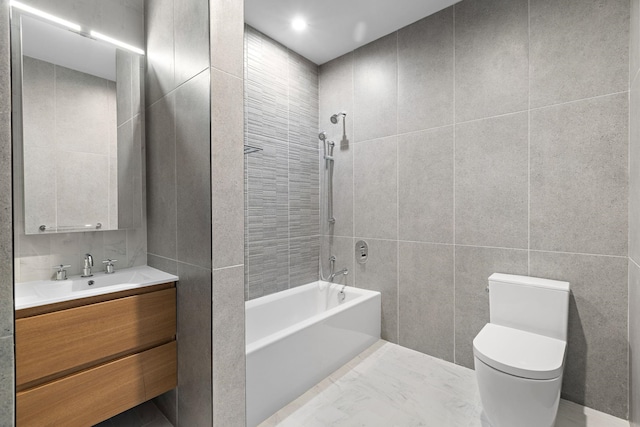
52, 264, 70, 281
102, 259, 118, 274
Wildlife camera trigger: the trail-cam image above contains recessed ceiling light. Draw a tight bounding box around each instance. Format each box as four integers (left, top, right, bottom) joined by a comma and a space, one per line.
291, 16, 307, 32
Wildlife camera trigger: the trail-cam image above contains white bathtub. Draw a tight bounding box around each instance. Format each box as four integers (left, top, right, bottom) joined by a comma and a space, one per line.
245, 281, 381, 427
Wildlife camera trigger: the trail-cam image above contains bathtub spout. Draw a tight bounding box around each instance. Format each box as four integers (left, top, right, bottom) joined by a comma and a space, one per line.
329, 268, 348, 282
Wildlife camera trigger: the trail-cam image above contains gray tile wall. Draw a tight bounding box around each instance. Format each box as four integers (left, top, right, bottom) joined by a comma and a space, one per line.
146, 0, 246, 425
244, 26, 320, 300
0, 0, 13, 423
210, 0, 245, 424
145, 1, 215, 426
319, 0, 630, 418
630, 1, 640, 425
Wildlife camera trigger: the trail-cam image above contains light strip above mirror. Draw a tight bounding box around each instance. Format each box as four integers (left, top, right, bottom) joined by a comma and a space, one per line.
10, 1, 81, 32
90, 31, 145, 56
10, 1, 145, 56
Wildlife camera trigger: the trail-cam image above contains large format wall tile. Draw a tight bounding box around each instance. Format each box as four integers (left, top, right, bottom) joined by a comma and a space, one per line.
398, 7, 453, 133
0, 336, 14, 426
353, 33, 397, 142
354, 137, 398, 240
147, 253, 178, 275
454, 0, 528, 122
326, 140, 353, 238
212, 266, 246, 426
146, 94, 177, 260
0, 0, 8, 112
0, 110, 10, 339
398, 127, 453, 244
454, 246, 528, 368
175, 70, 212, 269
176, 262, 213, 427
399, 242, 454, 362
174, 0, 209, 86
319, 52, 354, 150
631, 74, 640, 264
455, 113, 528, 249
530, 94, 628, 256
355, 238, 398, 343
530, 0, 629, 108
633, 0, 640, 84
529, 251, 628, 419
212, 69, 244, 269
21, 56, 54, 146
0, 5, 11, 412
630, 260, 640, 427
145, 0, 175, 106
629, 0, 640, 81
210, 0, 244, 78
116, 51, 132, 127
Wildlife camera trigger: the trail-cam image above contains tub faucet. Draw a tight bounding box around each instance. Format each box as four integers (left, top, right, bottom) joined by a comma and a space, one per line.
328, 255, 348, 282
81, 253, 94, 277
329, 268, 348, 282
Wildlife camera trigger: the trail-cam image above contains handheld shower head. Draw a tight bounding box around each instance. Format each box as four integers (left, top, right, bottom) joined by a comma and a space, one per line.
330, 112, 346, 124
319, 131, 327, 141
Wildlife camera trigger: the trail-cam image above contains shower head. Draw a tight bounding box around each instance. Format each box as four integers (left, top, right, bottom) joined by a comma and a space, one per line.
330, 112, 346, 124
318, 131, 327, 141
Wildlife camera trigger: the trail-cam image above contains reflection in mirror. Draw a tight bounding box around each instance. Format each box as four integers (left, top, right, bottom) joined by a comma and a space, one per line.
15, 9, 144, 234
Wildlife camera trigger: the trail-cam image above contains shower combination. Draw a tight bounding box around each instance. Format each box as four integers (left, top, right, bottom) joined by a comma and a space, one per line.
320, 113, 349, 287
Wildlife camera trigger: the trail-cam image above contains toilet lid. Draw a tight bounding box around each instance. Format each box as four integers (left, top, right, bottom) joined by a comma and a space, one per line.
473, 324, 566, 380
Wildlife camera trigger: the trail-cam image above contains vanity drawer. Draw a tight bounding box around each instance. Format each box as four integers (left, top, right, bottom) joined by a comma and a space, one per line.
17, 340, 177, 427
16, 287, 176, 388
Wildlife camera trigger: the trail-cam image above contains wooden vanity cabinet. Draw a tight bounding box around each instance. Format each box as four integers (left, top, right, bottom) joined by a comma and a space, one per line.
15, 283, 177, 427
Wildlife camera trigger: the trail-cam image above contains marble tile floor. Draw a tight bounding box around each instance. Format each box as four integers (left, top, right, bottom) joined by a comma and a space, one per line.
261, 340, 629, 427
93, 401, 173, 427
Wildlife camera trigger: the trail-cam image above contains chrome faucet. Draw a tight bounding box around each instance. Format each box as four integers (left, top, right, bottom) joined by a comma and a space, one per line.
329, 268, 348, 282
328, 255, 349, 282
328, 255, 349, 301
81, 253, 94, 277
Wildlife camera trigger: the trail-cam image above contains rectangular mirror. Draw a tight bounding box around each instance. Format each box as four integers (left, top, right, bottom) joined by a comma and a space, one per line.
12, 8, 144, 234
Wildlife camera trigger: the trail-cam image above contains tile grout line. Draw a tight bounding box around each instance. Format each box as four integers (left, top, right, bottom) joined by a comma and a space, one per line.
528, 0, 531, 276
396, 29, 401, 346
452, 4, 457, 364
311, 237, 628, 259
349, 90, 631, 148
352, 52, 357, 293
286, 48, 291, 292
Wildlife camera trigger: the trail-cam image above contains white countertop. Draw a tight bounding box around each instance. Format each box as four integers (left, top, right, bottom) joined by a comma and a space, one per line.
15, 265, 179, 310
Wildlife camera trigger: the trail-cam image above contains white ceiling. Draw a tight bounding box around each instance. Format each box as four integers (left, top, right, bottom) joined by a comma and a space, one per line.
245, 0, 460, 65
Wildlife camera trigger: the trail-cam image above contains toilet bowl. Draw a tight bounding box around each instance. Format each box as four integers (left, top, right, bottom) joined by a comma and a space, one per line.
474, 273, 570, 427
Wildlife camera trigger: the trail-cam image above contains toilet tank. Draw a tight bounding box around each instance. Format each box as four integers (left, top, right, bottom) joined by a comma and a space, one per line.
489, 273, 570, 342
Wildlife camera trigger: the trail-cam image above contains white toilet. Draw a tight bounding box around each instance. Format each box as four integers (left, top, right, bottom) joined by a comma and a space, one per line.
473, 273, 570, 427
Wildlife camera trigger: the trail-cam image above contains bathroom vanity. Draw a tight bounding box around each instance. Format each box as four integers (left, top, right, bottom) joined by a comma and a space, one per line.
14, 267, 178, 427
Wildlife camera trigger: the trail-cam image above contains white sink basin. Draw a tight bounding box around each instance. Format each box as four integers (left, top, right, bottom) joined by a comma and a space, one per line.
15, 266, 179, 310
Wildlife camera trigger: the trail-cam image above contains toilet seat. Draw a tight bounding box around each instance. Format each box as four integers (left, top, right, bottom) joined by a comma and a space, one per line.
473, 324, 566, 380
